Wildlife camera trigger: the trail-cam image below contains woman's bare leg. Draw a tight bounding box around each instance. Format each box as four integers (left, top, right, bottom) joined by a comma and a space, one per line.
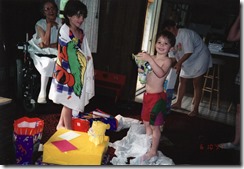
188, 75, 203, 116
171, 77, 187, 109
37, 76, 49, 103
233, 103, 240, 145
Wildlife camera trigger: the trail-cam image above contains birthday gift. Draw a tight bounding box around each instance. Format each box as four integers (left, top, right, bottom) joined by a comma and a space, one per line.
73, 109, 118, 132
43, 128, 109, 165
13, 116, 44, 165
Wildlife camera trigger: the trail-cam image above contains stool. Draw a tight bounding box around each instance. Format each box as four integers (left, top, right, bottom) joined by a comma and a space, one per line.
227, 102, 233, 112
201, 58, 225, 110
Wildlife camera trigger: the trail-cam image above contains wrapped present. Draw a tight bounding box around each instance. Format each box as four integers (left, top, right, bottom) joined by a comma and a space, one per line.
13, 116, 44, 165
76, 109, 118, 131
43, 128, 109, 165
72, 118, 90, 132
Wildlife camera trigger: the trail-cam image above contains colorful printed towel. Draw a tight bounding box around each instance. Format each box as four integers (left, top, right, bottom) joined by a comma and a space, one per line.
49, 24, 95, 114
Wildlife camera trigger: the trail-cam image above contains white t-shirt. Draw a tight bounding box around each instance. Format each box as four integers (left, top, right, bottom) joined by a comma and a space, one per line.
173, 28, 212, 78
34, 17, 62, 44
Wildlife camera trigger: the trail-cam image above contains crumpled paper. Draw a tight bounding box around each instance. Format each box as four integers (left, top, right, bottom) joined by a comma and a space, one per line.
109, 117, 175, 165
115, 114, 141, 132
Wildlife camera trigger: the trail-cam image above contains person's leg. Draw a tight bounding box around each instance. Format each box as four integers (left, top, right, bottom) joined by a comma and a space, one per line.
56, 106, 65, 130
188, 75, 203, 116
56, 106, 73, 130
218, 104, 240, 150
171, 77, 187, 109
219, 84, 240, 150
142, 125, 161, 161
37, 76, 49, 103
233, 103, 240, 145
143, 120, 152, 136
56, 112, 64, 130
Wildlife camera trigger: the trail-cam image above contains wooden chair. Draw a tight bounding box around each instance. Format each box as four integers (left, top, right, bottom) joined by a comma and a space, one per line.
94, 69, 126, 103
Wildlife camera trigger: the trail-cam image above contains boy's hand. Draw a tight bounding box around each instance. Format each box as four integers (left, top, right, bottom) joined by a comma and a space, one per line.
137, 52, 150, 62
138, 68, 144, 73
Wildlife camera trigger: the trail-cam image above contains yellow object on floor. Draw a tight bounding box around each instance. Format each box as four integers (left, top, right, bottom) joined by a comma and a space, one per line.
43, 128, 109, 165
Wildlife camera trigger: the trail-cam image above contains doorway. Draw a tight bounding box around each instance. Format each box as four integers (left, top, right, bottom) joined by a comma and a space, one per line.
134, 0, 162, 103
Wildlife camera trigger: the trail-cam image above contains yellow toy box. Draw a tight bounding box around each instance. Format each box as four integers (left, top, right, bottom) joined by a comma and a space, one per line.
43, 128, 109, 165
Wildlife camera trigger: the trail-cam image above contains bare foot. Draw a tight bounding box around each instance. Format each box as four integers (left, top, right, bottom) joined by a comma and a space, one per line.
142, 151, 157, 161
56, 123, 65, 130
188, 110, 198, 117
171, 102, 181, 109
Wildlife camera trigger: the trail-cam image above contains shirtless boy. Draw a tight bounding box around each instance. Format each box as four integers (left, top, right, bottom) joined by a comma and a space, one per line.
136, 30, 175, 162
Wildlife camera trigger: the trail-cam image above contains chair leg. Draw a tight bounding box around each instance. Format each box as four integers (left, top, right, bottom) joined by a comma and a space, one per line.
201, 70, 210, 102
216, 65, 220, 110
209, 66, 216, 110
228, 102, 233, 112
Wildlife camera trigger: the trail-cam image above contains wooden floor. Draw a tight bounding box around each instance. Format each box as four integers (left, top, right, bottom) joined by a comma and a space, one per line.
0, 92, 240, 165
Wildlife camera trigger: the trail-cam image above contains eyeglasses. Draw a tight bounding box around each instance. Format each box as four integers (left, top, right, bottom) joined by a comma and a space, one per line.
44, 7, 56, 12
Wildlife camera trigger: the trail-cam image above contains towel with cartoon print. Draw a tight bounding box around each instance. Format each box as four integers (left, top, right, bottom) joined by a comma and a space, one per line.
49, 24, 94, 115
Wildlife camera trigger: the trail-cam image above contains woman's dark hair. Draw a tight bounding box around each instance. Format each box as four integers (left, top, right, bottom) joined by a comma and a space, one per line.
40, 0, 58, 18
63, 0, 87, 26
156, 30, 176, 47
161, 19, 177, 30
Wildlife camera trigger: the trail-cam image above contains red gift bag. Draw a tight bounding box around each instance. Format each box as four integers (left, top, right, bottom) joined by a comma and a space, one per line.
13, 117, 44, 165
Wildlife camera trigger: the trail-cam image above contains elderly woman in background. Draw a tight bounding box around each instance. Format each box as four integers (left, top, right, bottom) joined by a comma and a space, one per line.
30, 0, 62, 103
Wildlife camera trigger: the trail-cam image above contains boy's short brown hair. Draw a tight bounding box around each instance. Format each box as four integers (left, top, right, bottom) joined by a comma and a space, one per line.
156, 30, 176, 47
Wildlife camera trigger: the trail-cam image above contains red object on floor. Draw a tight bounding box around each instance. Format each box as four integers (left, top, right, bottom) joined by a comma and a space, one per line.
72, 118, 90, 132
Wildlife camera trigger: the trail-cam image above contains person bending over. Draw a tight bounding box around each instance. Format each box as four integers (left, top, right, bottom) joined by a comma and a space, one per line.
162, 19, 212, 116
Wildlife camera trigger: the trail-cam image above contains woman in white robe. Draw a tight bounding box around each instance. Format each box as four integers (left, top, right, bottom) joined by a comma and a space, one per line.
162, 19, 212, 116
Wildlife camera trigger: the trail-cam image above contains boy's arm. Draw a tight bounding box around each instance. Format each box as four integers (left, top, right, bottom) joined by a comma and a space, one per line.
136, 52, 170, 78
148, 58, 171, 78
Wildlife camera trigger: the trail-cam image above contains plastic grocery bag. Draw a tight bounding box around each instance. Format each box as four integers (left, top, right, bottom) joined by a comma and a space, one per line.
163, 68, 178, 115
13, 116, 44, 165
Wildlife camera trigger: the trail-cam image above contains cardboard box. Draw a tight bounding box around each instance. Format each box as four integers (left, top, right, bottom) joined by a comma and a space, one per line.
43, 129, 109, 165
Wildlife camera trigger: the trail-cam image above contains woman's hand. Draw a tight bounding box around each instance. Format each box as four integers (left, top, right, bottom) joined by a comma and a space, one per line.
47, 20, 58, 29
173, 61, 182, 74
